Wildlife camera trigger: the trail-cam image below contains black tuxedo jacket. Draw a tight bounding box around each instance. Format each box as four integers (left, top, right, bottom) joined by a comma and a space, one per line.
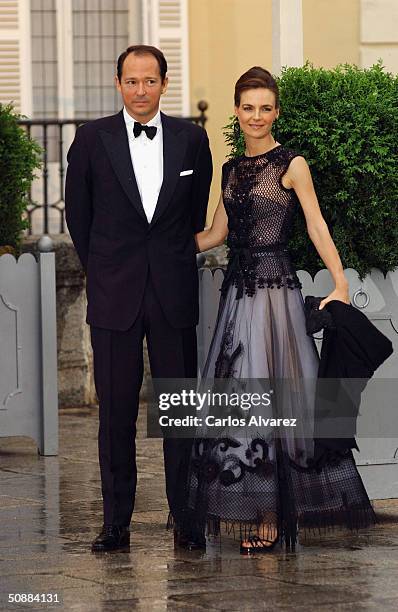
65, 110, 212, 330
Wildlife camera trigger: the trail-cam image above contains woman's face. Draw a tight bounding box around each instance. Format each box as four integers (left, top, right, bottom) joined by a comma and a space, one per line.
235, 88, 279, 141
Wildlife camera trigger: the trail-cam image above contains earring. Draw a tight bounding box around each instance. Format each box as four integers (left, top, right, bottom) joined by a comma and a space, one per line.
233, 118, 241, 139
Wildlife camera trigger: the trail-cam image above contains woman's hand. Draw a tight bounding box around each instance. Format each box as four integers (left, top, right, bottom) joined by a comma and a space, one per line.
195, 193, 228, 253
319, 285, 350, 310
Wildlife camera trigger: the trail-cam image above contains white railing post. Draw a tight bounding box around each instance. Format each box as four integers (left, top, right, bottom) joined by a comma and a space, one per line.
38, 235, 59, 455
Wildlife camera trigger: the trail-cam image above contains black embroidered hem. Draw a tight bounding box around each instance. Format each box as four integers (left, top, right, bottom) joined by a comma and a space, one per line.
181, 447, 377, 551
221, 272, 302, 300
167, 503, 377, 551
299, 503, 377, 535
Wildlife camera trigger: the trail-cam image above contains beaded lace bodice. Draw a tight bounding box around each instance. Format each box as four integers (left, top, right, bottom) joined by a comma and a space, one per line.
221, 144, 302, 298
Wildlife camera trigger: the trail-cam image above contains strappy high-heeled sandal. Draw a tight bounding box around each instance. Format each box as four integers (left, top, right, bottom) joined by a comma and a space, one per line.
240, 533, 279, 555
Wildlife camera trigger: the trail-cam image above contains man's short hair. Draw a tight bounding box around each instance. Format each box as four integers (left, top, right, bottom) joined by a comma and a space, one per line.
117, 45, 167, 82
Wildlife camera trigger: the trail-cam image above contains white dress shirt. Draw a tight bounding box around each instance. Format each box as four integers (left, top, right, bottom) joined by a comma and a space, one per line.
123, 106, 163, 223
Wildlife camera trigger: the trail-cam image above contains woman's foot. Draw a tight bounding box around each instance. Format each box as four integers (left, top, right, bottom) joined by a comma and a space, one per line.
240, 525, 278, 555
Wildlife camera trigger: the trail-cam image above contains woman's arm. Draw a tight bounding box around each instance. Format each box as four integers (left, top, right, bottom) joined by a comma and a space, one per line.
195, 193, 228, 253
287, 156, 350, 309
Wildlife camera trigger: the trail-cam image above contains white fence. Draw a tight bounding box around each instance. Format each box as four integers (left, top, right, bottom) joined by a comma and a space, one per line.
0, 239, 58, 455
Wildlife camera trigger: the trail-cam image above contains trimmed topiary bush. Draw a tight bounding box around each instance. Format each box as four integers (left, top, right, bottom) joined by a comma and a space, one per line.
0, 103, 42, 254
224, 61, 398, 279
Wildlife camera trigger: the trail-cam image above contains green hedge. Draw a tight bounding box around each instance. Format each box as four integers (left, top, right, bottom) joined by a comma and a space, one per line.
224, 62, 398, 278
0, 103, 41, 253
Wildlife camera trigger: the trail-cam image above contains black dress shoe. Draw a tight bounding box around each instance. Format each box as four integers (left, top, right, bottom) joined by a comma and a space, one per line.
91, 525, 130, 552
173, 528, 206, 550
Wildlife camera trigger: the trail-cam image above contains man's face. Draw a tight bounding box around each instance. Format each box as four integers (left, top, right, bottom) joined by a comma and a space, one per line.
115, 52, 168, 123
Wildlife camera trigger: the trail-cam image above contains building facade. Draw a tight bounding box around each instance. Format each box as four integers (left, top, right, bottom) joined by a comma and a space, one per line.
1, 0, 397, 226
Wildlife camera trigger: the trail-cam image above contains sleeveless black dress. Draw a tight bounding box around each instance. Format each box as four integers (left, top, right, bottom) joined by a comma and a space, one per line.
184, 145, 376, 547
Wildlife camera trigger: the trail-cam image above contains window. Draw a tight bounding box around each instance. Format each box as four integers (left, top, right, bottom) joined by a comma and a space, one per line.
31, 0, 58, 118
72, 0, 129, 119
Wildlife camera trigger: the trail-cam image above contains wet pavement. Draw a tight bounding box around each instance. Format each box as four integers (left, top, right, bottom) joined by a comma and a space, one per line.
1, 406, 398, 611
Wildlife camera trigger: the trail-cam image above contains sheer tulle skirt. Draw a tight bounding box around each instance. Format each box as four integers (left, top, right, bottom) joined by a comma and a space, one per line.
183, 284, 376, 546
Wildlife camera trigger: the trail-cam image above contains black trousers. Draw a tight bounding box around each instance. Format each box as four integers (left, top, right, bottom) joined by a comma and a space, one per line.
90, 275, 197, 527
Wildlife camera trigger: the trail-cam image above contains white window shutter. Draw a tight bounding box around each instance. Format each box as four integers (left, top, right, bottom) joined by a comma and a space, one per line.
0, 0, 32, 115
142, 0, 190, 116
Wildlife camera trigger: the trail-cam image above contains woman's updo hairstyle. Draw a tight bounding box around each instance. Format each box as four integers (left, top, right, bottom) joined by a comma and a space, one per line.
234, 66, 280, 108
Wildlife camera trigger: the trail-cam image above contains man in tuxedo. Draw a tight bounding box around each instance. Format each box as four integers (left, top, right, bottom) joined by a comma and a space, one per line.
65, 45, 212, 552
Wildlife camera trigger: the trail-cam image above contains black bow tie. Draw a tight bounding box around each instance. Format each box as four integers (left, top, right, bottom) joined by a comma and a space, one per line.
133, 122, 157, 140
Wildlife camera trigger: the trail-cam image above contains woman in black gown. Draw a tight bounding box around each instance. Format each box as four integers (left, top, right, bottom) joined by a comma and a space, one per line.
183, 67, 375, 554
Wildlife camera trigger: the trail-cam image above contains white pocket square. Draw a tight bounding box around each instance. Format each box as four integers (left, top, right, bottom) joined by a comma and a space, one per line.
180, 169, 193, 176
